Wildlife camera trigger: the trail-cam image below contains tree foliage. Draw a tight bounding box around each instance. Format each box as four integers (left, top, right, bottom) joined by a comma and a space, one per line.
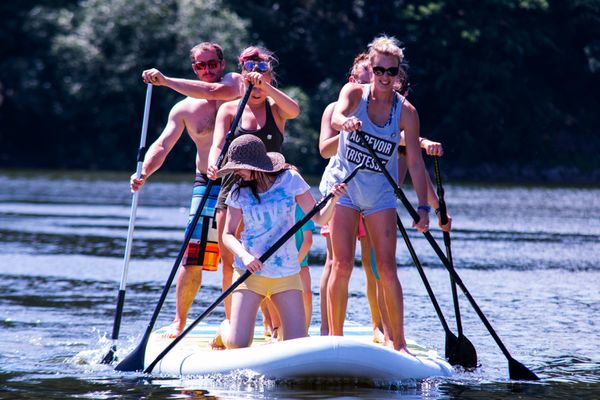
0, 0, 598, 180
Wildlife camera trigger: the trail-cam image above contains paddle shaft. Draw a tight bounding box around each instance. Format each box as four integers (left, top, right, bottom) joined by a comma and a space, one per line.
394, 213, 455, 337
354, 130, 531, 368
433, 157, 464, 335
102, 84, 153, 364
144, 162, 364, 373
115, 83, 253, 372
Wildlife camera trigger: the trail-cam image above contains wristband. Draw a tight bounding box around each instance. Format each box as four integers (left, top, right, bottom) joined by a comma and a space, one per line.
417, 205, 431, 213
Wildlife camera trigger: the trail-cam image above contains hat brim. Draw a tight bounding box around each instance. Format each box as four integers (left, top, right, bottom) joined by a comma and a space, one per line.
216, 152, 286, 178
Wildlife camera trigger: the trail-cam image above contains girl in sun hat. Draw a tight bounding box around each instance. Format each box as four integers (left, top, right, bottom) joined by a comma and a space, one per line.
211, 135, 346, 349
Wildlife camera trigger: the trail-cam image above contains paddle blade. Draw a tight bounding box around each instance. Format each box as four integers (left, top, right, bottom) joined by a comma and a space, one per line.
114, 341, 146, 372
100, 345, 117, 365
444, 331, 459, 360
448, 335, 478, 369
509, 357, 539, 381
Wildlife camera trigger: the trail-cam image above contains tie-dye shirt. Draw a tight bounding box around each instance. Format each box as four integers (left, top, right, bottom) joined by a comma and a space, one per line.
225, 169, 311, 278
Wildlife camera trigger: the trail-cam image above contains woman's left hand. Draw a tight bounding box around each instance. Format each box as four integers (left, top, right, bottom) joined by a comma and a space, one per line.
423, 140, 444, 157
437, 211, 452, 232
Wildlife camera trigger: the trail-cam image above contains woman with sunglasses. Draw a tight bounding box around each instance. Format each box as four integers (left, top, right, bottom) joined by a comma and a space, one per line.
207, 46, 300, 328
326, 35, 431, 354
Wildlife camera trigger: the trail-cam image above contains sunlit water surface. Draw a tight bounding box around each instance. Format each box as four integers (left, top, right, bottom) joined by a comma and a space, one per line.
0, 170, 599, 399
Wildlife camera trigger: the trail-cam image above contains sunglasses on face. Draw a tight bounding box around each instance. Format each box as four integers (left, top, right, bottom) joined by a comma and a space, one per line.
193, 59, 220, 71
242, 60, 270, 73
372, 66, 400, 77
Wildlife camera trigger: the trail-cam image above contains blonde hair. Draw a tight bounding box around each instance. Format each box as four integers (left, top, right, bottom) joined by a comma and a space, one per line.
367, 35, 404, 64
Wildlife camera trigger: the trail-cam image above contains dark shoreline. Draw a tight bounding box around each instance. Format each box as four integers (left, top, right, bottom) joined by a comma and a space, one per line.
1, 166, 599, 187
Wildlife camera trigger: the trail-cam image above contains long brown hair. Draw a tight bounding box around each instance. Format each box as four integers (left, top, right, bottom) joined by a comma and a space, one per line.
231, 164, 296, 203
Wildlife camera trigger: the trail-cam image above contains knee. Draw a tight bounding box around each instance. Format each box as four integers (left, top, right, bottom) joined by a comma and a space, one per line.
331, 259, 353, 280
376, 262, 400, 282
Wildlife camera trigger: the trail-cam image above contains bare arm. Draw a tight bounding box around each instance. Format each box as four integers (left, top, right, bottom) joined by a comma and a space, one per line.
222, 206, 263, 273
206, 102, 235, 179
296, 183, 347, 226
401, 101, 430, 232
319, 102, 339, 158
266, 85, 300, 120
242, 71, 300, 121
130, 104, 185, 191
297, 230, 313, 264
331, 83, 363, 132
142, 70, 243, 101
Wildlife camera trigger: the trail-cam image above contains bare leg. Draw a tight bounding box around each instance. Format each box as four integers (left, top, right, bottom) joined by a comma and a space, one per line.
261, 298, 281, 340
221, 289, 263, 349
319, 234, 333, 335
169, 265, 202, 336
364, 208, 409, 353
327, 206, 359, 336
271, 289, 307, 340
216, 208, 234, 320
300, 267, 312, 330
360, 234, 385, 343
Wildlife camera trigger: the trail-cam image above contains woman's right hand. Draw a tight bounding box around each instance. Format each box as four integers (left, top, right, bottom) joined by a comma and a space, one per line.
329, 183, 347, 199
207, 164, 219, 180
242, 253, 262, 273
341, 116, 362, 132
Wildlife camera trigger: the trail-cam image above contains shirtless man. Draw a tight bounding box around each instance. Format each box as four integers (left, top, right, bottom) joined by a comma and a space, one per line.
130, 42, 243, 338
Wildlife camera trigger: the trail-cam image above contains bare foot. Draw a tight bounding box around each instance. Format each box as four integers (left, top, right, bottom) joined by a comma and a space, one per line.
397, 344, 416, 357
372, 327, 385, 344
264, 327, 281, 344
160, 323, 183, 339
209, 320, 229, 350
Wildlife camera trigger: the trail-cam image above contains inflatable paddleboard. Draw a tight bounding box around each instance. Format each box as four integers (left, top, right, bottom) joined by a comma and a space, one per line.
144, 324, 452, 380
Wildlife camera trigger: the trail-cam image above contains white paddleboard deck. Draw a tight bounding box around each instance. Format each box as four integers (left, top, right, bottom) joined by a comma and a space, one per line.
145, 324, 453, 380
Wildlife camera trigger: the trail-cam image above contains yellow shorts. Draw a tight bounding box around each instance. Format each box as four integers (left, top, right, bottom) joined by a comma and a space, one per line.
233, 268, 302, 298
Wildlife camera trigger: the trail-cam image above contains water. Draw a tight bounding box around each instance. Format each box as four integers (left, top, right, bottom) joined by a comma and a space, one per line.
1, 170, 599, 399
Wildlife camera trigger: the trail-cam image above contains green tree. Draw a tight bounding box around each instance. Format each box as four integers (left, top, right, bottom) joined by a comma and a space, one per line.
2, 0, 249, 170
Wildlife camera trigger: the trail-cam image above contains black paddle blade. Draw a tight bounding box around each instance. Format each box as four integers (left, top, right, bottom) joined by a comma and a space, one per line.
100, 345, 117, 365
509, 357, 540, 381
444, 331, 459, 360
114, 341, 146, 372
448, 335, 478, 369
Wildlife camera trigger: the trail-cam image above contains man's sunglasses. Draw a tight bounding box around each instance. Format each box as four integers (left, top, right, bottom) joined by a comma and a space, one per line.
372, 66, 400, 77
193, 59, 220, 71
242, 60, 270, 73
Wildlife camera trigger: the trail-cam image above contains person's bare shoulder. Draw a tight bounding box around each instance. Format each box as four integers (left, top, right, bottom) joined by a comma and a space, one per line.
222, 72, 244, 92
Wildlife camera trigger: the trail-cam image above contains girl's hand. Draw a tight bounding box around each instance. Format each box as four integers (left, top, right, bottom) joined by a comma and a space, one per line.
241, 253, 262, 273
207, 164, 219, 180
413, 209, 430, 233
329, 183, 347, 199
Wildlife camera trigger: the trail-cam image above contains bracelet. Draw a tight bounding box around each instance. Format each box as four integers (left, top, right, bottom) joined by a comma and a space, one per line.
417, 205, 431, 213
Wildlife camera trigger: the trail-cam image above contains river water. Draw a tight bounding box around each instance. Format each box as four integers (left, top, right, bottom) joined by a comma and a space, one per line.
0, 170, 599, 399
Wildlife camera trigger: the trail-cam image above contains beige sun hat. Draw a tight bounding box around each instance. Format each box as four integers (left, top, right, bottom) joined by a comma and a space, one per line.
217, 135, 286, 177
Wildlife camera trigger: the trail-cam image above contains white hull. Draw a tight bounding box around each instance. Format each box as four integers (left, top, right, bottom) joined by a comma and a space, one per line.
145, 325, 453, 380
